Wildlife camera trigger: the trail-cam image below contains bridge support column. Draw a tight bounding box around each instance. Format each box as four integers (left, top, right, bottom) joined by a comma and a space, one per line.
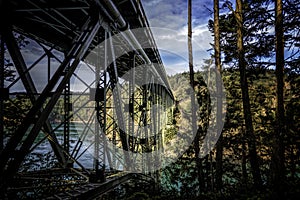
95, 31, 111, 177
64, 63, 72, 166
107, 32, 132, 171
128, 53, 136, 153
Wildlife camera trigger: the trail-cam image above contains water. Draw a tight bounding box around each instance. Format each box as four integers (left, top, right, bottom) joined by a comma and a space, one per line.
24, 122, 99, 171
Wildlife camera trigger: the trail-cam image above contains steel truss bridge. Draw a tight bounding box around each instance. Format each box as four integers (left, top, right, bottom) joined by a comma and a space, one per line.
0, 0, 174, 198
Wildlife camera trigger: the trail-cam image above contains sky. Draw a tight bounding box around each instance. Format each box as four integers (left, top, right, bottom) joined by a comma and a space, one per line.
141, 0, 215, 75
6, 0, 216, 92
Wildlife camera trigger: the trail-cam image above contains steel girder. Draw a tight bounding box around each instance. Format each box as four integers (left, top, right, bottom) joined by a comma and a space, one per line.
63, 62, 71, 159
95, 31, 111, 171
2, 29, 67, 165
95, 49, 169, 174
0, 17, 101, 185
107, 31, 132, 170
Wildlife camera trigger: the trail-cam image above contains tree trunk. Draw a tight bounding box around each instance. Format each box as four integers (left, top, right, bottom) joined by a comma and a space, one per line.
188, 0, 204, 191
214, 0, 223, 192
242, 130, 248, 186
271, 0, 285, 198
236, 0, 262, 189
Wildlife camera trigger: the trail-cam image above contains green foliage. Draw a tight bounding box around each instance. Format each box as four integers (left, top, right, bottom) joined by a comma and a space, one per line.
161, 67, 300, 198
2, 33, 30, 82
2, 33, 31, 132
4, 95, 31, 134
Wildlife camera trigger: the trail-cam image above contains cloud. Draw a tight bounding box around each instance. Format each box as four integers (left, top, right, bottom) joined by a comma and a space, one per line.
142, 0, 213, 28
141, 0, 214, 74
147, 25, 212, 75
142, 0, 188, 29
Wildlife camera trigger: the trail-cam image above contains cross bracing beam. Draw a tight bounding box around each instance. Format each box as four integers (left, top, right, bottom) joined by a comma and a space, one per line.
0, 17, 101, 184
95, 64, 170, 173
1, 29, 67, 165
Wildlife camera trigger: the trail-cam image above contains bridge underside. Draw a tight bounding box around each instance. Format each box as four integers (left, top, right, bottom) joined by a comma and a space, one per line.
0, 0, 174, 198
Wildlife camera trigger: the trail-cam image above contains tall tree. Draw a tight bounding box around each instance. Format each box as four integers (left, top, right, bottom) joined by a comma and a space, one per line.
236, 0, 262, 189
188, 0, 204, 190
271, 0, 285, 198
214, 0, 223, 192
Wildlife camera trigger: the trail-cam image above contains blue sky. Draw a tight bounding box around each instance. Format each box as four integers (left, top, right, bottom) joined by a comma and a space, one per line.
142, 0, 215, 75
6, 0, 216, 91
